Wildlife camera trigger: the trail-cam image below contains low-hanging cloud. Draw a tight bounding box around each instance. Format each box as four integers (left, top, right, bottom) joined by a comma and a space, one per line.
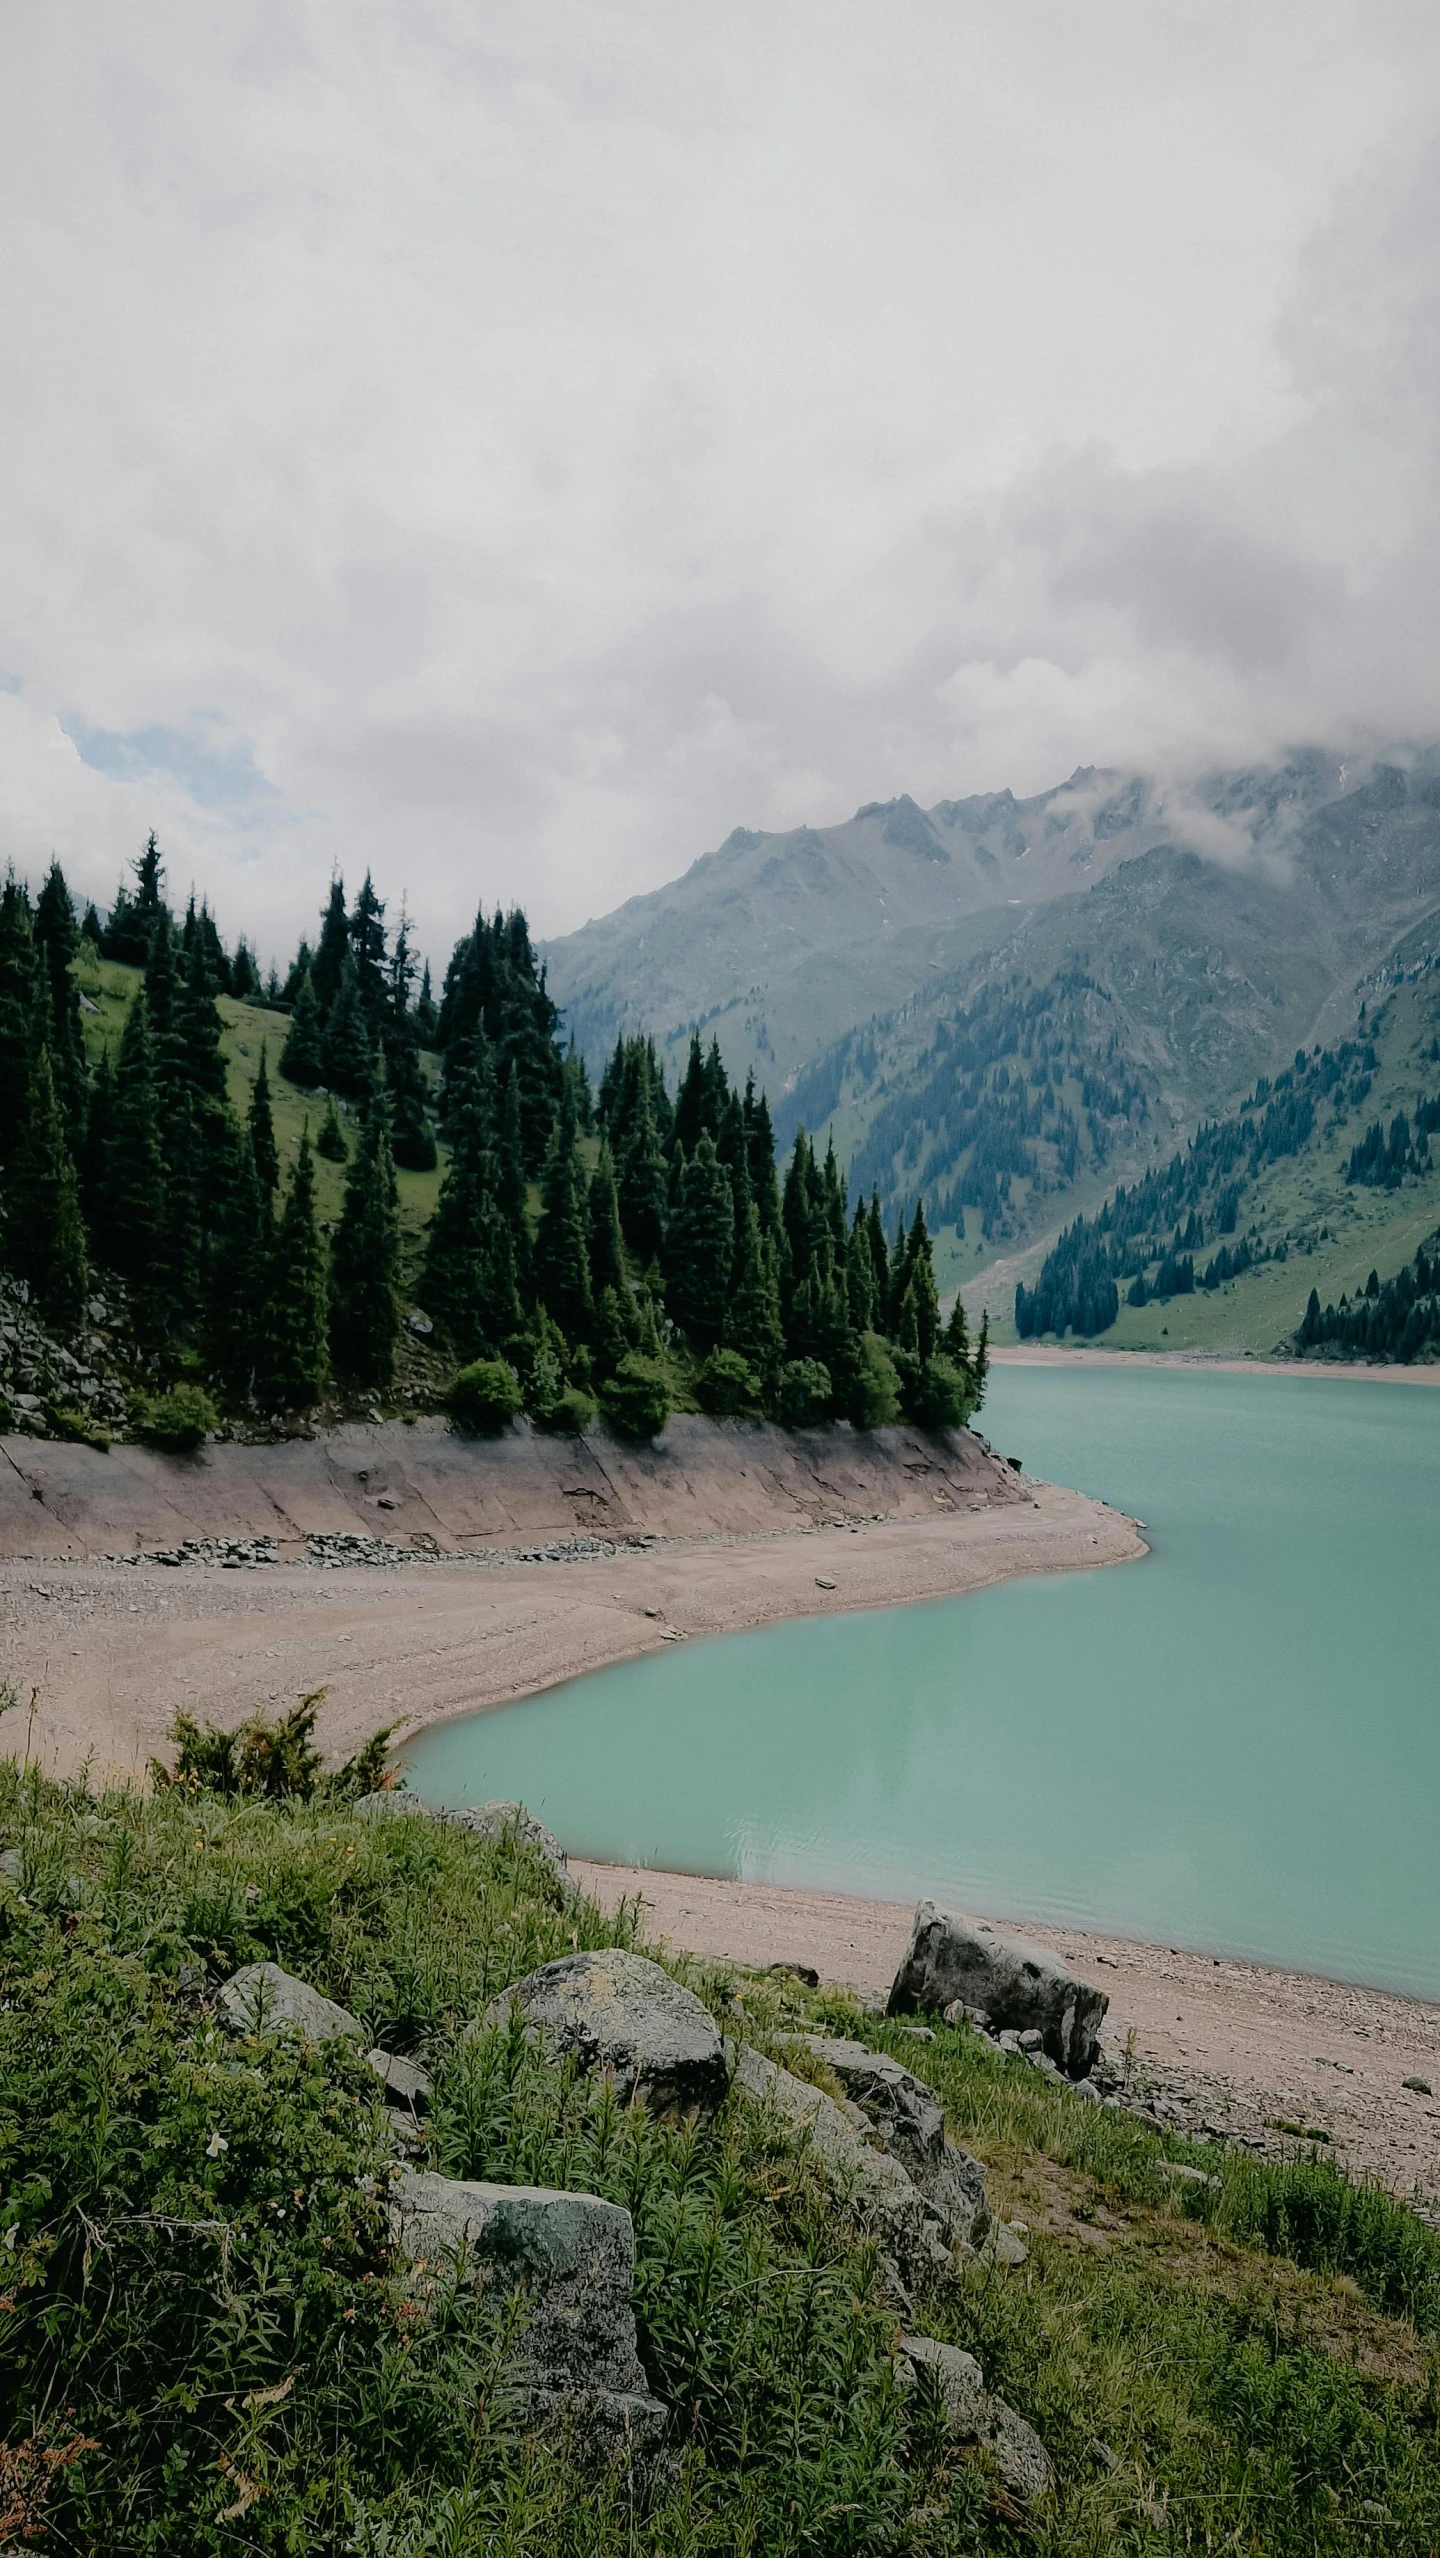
0, 1, 1436, 970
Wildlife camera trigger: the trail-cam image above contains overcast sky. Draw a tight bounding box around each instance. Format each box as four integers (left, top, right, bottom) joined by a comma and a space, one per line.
1, 3, 1437, 967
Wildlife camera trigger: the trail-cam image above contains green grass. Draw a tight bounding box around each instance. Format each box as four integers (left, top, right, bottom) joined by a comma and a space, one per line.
6, 1762, 1440, 2551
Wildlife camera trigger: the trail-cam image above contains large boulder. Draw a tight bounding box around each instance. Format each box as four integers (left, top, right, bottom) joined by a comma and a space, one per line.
888, 1902, 1107, 2079
218, 1961, 365, 2045
732, 2044, 953, 2285
487, 1948, 729, 2118
390, 2168, 666, 2464
897, 2334, 1054, 2507
803, 2035, 990, 2250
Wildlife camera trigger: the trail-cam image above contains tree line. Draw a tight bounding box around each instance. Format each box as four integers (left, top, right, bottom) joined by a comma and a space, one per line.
1297, 1244, 1440, 1365
0, 838, 988, 1439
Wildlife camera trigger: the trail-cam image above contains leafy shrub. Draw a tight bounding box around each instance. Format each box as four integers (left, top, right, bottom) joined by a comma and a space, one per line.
844, 1333, 901, 1431
907, 1352, 973, 1431
775, 1357, 831, 1427
534, 1383, 596, 1434
599, 1352, 670, 1440
44, 1400, 111, 1452
150, 1695, 398, 1802
136, 1383, 218, 1451
695, 1347, 762, 1416
447, 1358, 522, 1434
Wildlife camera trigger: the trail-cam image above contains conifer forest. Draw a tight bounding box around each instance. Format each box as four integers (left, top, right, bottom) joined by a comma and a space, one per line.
0, 837, 987, 1445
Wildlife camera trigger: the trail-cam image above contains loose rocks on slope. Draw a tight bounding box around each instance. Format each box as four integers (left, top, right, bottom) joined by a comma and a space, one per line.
896, 2334, 1054, 2508
802, 2034, 991, 2249
487, 1948, 731, 2118
889, 1899, 1108, 2079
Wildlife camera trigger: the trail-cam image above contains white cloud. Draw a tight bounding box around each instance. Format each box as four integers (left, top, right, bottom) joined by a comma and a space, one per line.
0, 1, 1435, 969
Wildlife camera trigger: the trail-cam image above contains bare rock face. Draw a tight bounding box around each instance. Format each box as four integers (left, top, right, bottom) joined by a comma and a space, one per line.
803, 2035, 990, 2249
218, 1961, 366, 2045
391, 2168, 666, 2465
897, 2334, 1054, 2506
731, 2044, 953, 2283
487, 1948, 730, 2118
888, 1901, 1108, 2079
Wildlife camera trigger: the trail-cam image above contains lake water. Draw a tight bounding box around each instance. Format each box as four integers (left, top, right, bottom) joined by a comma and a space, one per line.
405, 1367, 1440, 1999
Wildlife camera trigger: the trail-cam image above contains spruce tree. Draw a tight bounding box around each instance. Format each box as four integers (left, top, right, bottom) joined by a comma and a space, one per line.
724, 1200, 785, 1377
280, 969, 325, 1087
329, 1079, 401, 1389
81, 1047, 114, 1224
319, 952, 372, 1099
901, 1204, 940, 1360
587, 1145, 627, 1299
942, 1294, 970, 1363
207, 1130, 268, 1402
311, 877, 350, 1016
534, 1098, 594, 1342
846, 1203, 876, 1330
103, 990, 168, 1328
618, 1070, 668, 1264
387, 1019, 437, 1170
159, 1085, 203, 1336
347, 872, 388, 1023
33, 861, 87, 1144
260, 1133, 329, 1410
6, 1049, 87, 1328
867, 1192, 889, 1305
664, 1130, 733, 1351
181, 935, 228, 1102
744, 1077, 783, 1237
413, 960, 439, 1046
316, 1096, 349, 1161
102, 832, 168, 963
0, 879, 42, 1174
248, 1049, 280, 1199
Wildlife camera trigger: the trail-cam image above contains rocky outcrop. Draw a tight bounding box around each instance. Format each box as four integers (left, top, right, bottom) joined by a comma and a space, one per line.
487, 1948, 730, 2118
732, 2044, 955, 2284
218, 1961, 366, 2045
802, 2035, 990, 2249
888, 1901, 1108, 2079
390, 2169, 666, 2464
896, 2334, 1054, 2507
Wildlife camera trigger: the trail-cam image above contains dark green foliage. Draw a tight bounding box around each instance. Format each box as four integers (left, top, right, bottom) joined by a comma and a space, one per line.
1297, 1233, 1440, 1364
437, 904, 563, 1168
231, 937, 261, 1000
319, 950, 373, 1098
32, 860, 87, 1141
259, 1134, 329, 1411
533, 1098, 594, 1341
846, 1331, 902, 1429
100, 828, 169, 962
135, 1381, 219, 1450
587, 1144, 627, 1298
664, 1129, 733, 1351
247, 1047, 280, 1198
102, 989, 169, 1325
0, 878, 42, 1174
206, 1132, 269, 1401
423, 1063, 524, 1360
5, 1048, 88, 1327
329, 1083, 401, 1389
279, 966, 325, 1087
311, 873, 351, 1013
776, 1357, 832, 1426
386, 1018, 437, 1171
908, 1352, 974, 1431
152, 1695, 395, 1800
724, 1201, 785, 1378
600, 1350, 670, 1439
347, 870, 388, 1021
448, 1356, 523, 1433
315, 1093, 349, 1159
536, 1381, 596, 1433
696, 1346, 761, 1415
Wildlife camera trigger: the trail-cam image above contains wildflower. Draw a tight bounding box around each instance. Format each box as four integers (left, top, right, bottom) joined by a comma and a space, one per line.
205, 2131, 228, 2160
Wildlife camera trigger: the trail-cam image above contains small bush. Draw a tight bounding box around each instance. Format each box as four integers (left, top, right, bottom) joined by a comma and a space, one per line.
43, 1401, 111, 1452
599, 1352, 670, 1440
696, 1347, 762, 1416
315, 1096, 349, 1160
448, 1358, 522, 1434
150, 1694, 398, 1801
907, 1352, 973, 1431
845, 1333, 901, 1430
775, 1357, 831, 1427
534, 1383, 596, 1435
136, 1383, 218, 1452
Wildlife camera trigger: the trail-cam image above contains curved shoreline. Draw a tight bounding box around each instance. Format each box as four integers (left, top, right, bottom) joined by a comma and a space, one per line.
0, 1477, 1142, 1779
992, 1344, 1440, 1385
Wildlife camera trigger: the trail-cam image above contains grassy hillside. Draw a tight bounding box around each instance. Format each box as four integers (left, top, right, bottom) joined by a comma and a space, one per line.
9, 1754, 1440, 2551
977, 974, 1440, 1353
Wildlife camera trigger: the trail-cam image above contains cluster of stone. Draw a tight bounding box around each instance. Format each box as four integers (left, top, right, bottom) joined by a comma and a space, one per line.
888, 1899, 1110, 2092
0, 1281, 128, 1437
141, 1535, 281, 1569
207, 1823, 1061, 2505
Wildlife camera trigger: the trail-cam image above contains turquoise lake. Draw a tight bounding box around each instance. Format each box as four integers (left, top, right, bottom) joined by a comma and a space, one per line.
405, 1367, 1440, 1998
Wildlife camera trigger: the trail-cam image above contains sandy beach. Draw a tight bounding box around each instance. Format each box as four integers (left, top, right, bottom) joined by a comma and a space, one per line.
992, 1345, 1440, 1386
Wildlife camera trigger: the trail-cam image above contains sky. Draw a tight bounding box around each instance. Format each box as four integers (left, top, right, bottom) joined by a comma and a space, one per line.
1, 1, 1437, 969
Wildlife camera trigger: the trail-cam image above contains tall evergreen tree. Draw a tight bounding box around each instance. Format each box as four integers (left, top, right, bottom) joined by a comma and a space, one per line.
386, 1018, 437, 1171
744, 1077, 783, 1238
207, 1130, 268, 1401
319, 952, 372, 1099
587, 1144, 628, 1300
5, 1050, 87, 1328
724, 1200, 785, 1377
311, 877, 350, 1016
0, 879, 42, 1173
33, 862, 87, 1144
260, 1134, 329, 1410
81, 1047, 114, 1224
102, 990, 168, 1327
665, 1131, 733, 1352
347, 873, 388, 1023
280, 969, 325, 1087
102, 832, 169, 964
533, 1096, 593, 1342
330, 1078, 402, 1389
413, 959, 439, 1046
617, 1061, 668, 1265
846, 1203, 876, 1330
181, 935, 228, 1102
248, 1049, 280, 1200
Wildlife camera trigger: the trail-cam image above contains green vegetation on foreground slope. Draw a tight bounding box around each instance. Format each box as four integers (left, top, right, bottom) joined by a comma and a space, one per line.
8, 1755, 1440, 2552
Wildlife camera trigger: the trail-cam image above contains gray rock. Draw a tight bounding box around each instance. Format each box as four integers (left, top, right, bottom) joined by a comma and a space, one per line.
731, 2045, 953, 2281
355, 1791, 572, 1896
390, 2169, 666, 2464
218, 1961, 365, 2045
889, 1900, 1108, 2079
368, 2048, 432, 2112
488, 1948, 729, 2118
898, 2334, 1054, 2506
1154, 2160, 1220, 2191
803, 2035, 990, 2249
